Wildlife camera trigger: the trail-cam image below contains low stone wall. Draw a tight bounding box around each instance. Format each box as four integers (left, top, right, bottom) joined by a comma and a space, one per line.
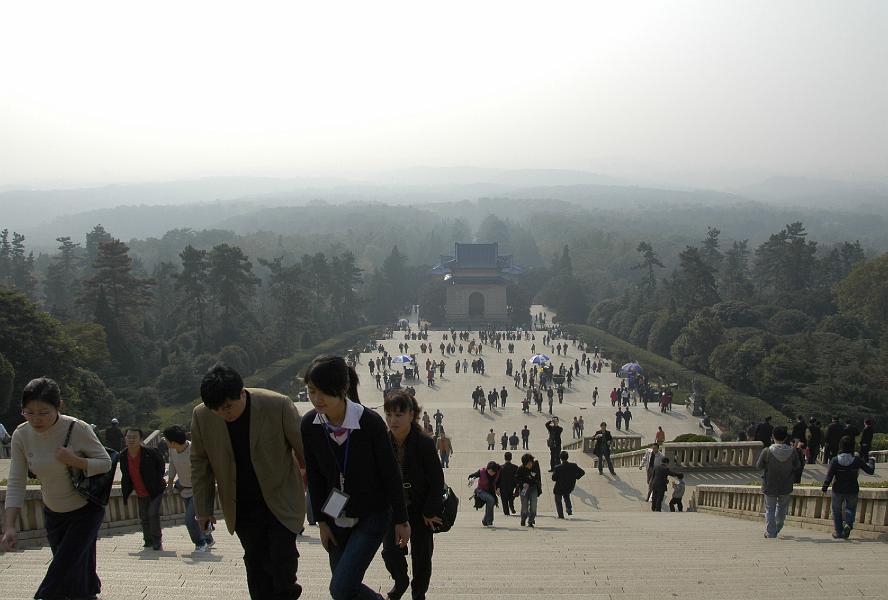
870, 450, 888, 463
0, 486, 222, 545
664, 441, 762, 470
694, 484, 888, 540
582, 435, 642, 454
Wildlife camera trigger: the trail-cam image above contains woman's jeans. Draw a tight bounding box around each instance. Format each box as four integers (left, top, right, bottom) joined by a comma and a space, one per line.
37, 501, 105, 600
476, 490, 496, 525
520, 488, 539, 525
183, 495, 213, 546
831, 492, 859, 534
327, 509, 391, 600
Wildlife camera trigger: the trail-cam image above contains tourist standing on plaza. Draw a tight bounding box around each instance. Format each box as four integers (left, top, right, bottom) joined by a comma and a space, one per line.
655, 426, 666, 445
381, 390, 445, 600
515, 454, 542, 527
468, 462, 501, 526
120, 427, 166, 550
756, 426, 802, 538
824, 417, 843, 463
192, 364, 306, 599
499, 452, 519, 516
521, 425, 530, 449
487, 429, 496, 450
552, 451, 585, 518
300, 356, 409, 600
1, 377, 112, 600
437, 429, 453, 468
821, 436, 876, 539
591, 423, 616, 475
545, 418, 564, 471
163, 425, 215, 552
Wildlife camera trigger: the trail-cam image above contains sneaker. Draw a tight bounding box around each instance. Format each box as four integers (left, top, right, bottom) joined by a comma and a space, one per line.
832, 532, 844, 539
843, 524, 853, 539
528, 522, 535, 528
204, 538, 216, 549
194, 544, 209, 553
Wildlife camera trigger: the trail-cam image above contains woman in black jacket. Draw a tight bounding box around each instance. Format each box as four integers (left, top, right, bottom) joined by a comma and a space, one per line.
302, 355, 410, 600
381, 389, 445, 600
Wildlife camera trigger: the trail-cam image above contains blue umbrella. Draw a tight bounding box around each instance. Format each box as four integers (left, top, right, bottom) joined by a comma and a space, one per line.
530, 354, 551, 365
620, 362, 643, 375
392, 355, 413, 364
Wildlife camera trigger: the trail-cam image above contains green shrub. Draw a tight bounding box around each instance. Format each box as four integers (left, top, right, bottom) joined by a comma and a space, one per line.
566, 323, 784, 437
871, 433, 888, 452
671, 434, 717, 443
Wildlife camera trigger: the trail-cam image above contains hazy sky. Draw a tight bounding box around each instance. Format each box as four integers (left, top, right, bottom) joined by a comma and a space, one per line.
2, 1, 887, 189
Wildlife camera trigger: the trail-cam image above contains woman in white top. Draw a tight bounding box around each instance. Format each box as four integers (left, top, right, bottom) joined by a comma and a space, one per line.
1, 377, 112, 600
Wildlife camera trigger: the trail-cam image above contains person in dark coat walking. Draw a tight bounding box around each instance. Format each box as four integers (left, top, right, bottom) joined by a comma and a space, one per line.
806, 418, 823, 464
824, 417, 843, 463
649, 458, 680, 512
515, 454, 542, 527
822, 436, 876, 539
859, 419, 875, 461
545, 418, 563, 471
498, 452, 518, 516
754, 416, 774, 447
791, 416, 807, 444
104, 418, 125, 452
381, 390, 445, 600
551, 451, 585, 518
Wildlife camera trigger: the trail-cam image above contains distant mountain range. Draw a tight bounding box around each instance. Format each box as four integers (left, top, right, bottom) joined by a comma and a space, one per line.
2, 169, 886, 249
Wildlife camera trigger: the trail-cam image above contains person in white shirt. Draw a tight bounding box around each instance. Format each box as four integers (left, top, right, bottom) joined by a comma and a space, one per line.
1, 377, 112, 600
164, 424, 216, 552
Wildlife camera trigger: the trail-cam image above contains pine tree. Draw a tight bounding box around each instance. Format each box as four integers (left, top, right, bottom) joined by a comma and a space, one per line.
10, 233, 38, 300
0, 229, 11, 288
673, 246, 720, 310
721, 240, 754, 301
258, 256, 312, 357
700, 227, 723, 272
208, 243, 260, 322
79, 239, 153, 334
84, 224, 113, 275
175, 245, 211, 351
633, 242, 665, 291
45, 236, 82, 319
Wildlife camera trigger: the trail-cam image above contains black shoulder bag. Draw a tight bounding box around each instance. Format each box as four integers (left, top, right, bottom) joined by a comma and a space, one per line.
434, 486, 459, 533
64, 421, 120, 507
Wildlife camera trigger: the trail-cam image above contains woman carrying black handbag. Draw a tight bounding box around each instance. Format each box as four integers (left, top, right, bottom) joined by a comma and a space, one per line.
381, 389, 446, 600
1, 377, 112, 600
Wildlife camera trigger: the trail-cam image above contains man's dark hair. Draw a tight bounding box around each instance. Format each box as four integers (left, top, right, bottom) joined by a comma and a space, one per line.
200, 363, 244, 410
559, 450, 569, 462
22, 377, 61, 409
486, 461, 500, 473
504, 451, 512, 461
383, 389, 421, 419
520, 453, 535, 465
125, 427, 145, 439
303, 355, 360, 404
772, 426, 788, 442
840, 436, 854, 454
676, 472, 684, 479
162, 425, 188, 445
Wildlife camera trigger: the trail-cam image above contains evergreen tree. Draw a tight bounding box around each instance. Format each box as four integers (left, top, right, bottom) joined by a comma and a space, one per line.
84, 224, 113, 275
175, 245, 211, 351
633, 241, 665, 290
700, 227, 723, 272
79, 239, 153, 333
45, 236, 82, 319
258, 256, 312, 357
721, 240, 754, 301
10, 232, 38, 299
329, 252, 363, 329
208, 243, 260, 322
0, 229, 11, 288
673, 246, 720, 310
151, 261, 179, 339
754, 222, 818, 304
381, 246, 410, 312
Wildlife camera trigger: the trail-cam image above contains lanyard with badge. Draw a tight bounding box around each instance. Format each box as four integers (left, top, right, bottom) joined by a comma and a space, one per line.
321, 423, 359, 527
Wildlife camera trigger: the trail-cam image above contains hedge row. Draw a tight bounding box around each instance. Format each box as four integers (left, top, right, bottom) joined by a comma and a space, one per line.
158, 325, 384, 426
566, 323, 785, 438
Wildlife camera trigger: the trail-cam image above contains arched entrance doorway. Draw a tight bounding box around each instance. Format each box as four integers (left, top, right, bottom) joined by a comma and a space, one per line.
468, 292, 485, 317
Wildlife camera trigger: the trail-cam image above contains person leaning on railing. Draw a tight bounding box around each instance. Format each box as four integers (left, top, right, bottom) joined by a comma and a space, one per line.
1, 377, 112, 600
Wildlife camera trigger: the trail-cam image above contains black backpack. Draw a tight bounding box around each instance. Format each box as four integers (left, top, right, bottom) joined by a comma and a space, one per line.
434, 486, 459, 534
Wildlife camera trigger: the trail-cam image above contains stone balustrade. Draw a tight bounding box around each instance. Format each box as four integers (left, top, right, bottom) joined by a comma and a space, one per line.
693, 484, 888, 540
663, 441, 762, 469
585, 441, 765, 470
582, 434, 642, 454
869, 450, 888, 463
0, 486, 222, 544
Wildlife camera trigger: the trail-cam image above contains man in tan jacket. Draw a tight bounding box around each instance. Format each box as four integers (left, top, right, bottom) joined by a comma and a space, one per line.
192, 363, 305, 600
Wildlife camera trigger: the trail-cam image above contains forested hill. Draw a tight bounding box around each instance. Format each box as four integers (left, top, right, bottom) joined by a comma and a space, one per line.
1, 189, 887, 436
